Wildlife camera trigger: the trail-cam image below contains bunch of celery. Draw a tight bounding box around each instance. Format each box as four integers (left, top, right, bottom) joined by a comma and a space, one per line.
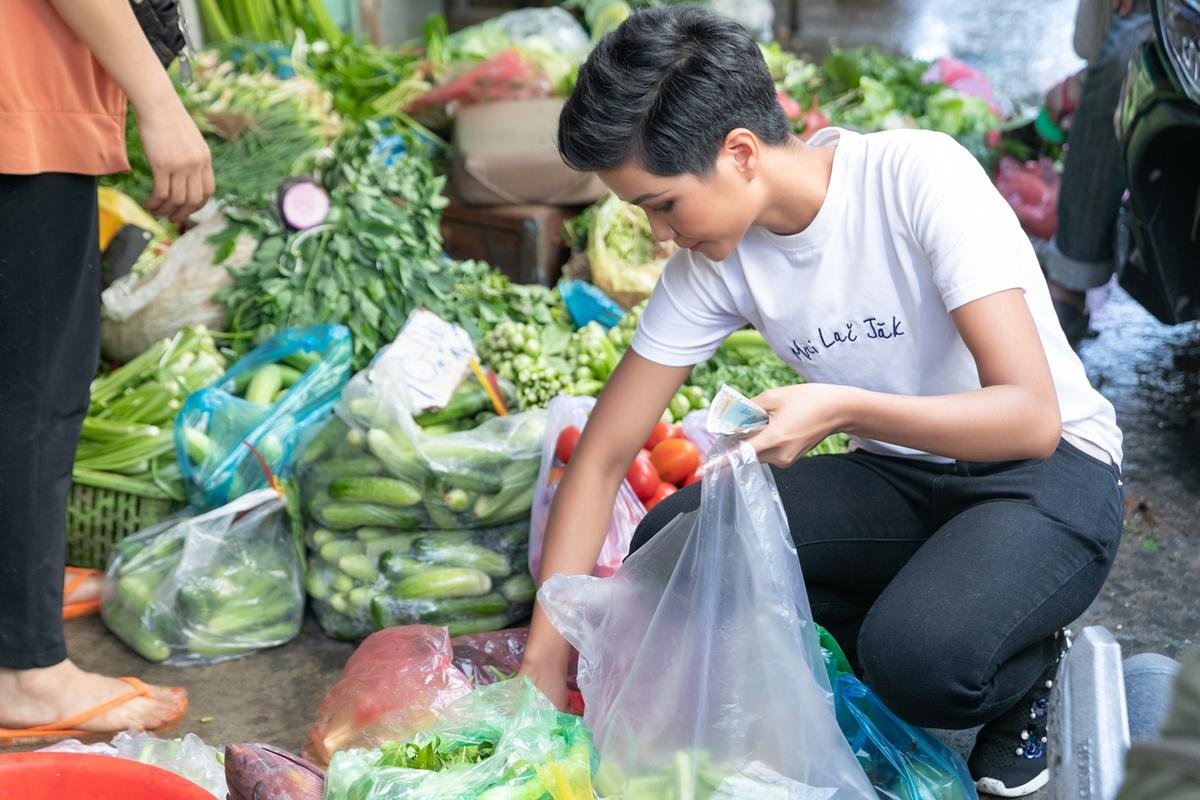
74, 326, 226, 500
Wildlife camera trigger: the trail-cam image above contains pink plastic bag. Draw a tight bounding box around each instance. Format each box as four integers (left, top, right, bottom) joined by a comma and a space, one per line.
302, 626, 473, 767
994, 156, 1061, 240
529, 396, 646, 579
923, 56, 1001, 115
408, 50, 552, 113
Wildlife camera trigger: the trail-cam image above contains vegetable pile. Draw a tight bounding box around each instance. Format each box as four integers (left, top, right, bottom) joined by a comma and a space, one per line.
76, 326, 226, 502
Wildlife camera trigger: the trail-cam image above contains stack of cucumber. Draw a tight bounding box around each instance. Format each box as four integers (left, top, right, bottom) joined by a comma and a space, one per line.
294, 401, 546, 640
101, 491, 304, 663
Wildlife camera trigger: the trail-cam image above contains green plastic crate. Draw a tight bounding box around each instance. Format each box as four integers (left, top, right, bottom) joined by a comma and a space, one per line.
66, 484, 183, 570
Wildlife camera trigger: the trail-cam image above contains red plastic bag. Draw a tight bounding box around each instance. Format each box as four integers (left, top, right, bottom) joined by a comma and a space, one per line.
994, 156, 1060, 241
302, 626, 473, 767
408, 50, 552, 113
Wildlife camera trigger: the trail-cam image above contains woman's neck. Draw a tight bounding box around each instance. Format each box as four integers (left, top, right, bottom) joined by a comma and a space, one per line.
754, 136, 837, 236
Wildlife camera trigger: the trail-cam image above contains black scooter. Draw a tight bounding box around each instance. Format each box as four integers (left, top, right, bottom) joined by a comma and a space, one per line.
1114, 0, 1200, 325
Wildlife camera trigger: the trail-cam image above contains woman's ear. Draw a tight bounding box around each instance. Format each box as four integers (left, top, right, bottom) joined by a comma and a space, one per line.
722, 128, 761, 181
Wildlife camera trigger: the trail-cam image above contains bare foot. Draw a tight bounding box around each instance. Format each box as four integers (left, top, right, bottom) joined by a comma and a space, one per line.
0, 660, 186, 733
63, 569, 103, 606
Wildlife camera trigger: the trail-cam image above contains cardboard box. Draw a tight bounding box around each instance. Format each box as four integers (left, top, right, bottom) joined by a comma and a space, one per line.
440, 199, 575, 287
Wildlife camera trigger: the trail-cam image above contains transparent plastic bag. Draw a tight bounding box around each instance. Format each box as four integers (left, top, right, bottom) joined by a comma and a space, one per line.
303, 626, 475, 767
539, 440, 876, 798
530, 396, 645, 579
324, 679, 596, 800
42, 730, 228, 798
175, 323, 352, 510
834, 677, 978, 800
494, 7, 590, 57
100, 489, 304, 665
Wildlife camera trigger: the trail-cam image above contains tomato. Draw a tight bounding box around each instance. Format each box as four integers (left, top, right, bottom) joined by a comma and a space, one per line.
548, 466, 566, 484
682, 470, 702, 487
625, 455, 659, 502
644, 482, 678, 511
555, 426, 581, 464
650, 438, 701, 485
644, 422, 682, 451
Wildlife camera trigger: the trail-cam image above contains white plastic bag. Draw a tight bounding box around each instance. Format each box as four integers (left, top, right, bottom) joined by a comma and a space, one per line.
42, 730, 228, 798
529, 395, 645, 579
100, 203, 257, 362
540, 440, 876, 798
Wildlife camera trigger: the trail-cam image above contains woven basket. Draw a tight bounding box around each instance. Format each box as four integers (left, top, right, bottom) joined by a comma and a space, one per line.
66, 484, 183, 570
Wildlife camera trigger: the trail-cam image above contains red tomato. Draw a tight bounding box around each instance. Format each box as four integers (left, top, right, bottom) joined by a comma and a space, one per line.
644, 482, 678, 511
682, 470, 702, 487
626, 455, 659, 502
639, 448, 652, 462
643, 422, 682, 452
555, 426, 581, 464
548, 466, 566, 484
650, 438, 701, 485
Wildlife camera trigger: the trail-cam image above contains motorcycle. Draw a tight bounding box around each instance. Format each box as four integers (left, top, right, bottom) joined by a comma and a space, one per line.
1113, 0, 1200, 325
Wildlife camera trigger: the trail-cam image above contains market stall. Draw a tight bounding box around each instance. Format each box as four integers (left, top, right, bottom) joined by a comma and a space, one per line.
31, 1, 1078, 797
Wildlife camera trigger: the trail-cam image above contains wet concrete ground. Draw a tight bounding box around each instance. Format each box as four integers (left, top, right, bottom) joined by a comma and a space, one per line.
19, 2, 1200, 797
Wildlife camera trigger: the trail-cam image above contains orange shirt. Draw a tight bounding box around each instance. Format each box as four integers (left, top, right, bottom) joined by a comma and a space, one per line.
0, 0, 129, 175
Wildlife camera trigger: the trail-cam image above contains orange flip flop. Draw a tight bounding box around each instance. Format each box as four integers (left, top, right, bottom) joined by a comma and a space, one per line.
63, 566, 103, 620
0, 677, 188, 749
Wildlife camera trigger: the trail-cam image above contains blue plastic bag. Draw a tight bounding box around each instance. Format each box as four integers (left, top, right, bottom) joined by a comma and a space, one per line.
175, 324, 352, 510
834, 675, 978, 800
559, 280, 625, 330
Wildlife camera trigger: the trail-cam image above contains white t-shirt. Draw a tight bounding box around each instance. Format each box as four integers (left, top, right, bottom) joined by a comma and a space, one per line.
631, 128, 1122, 465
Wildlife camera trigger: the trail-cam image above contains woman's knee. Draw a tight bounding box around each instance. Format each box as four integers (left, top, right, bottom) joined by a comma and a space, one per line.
857, 604, 991, 729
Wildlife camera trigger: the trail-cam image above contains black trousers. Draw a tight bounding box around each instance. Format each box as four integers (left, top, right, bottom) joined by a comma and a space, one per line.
0, 173, 101, 669
630, 439, 1125, 730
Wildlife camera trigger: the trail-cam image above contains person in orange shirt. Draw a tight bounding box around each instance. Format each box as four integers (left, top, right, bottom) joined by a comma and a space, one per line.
0, 0, 213, 745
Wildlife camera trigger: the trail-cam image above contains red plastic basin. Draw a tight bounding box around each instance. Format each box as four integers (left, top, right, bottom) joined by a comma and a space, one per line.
0, 752, 214, 800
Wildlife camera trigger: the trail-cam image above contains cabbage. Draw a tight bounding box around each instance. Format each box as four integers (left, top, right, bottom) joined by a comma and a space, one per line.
586, 194, 678, 304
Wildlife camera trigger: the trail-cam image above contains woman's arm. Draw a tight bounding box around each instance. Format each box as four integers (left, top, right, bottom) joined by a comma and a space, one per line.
751, 289, 1062, 465
48, 0, 213, 223
519, 351, 693, 708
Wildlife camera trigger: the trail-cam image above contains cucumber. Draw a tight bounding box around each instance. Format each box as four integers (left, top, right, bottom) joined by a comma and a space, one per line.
311, 527, 337, 548
500, 573, 536, 604
443, 487, 472, 513
185, 620, 299, 657
391, 568, 492, 600
355, 526, 393, 541
348, 586, 375, 613
338, 553, 379, 582
329, 476, 421, 508
313, 457, 385, 480
329, 593, 352, 615
445, 614, 511, 638
282, 350, 320, 372
332, 572, 355, 593
319, 539, 363, 564
423, 488, 462, 530
422, 439, 509, 471
298, 418, 346, 465
277, 364, 304, 388
362, 534, 418, 558
246, 364, 284, 405
414, 383, 491, 427
315, 502, 423, 531
102, 606, 171, 662
366, 428, 427, 485
412, 538, 512, 579
370, 593, 508, 630
379, 552, 425, 580
306, 568, 333, 601
441, 469, 503, 495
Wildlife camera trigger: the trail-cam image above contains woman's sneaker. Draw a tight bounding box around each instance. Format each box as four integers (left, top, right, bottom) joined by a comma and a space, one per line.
968, 632, 1070, 797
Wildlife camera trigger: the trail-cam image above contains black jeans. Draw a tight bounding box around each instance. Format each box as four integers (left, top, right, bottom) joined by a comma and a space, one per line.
629, 439, 1125, 730
0, 173, 101, 669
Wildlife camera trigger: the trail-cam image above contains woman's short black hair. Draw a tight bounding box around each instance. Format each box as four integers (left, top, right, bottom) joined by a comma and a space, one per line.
558, 5, 791, 177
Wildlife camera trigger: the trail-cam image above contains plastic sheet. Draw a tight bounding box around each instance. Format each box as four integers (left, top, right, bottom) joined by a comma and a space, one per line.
175, 324, 352, 509
324, 679, 595, 800
42, 730, 227, 798
100, 489, 303, 665
540, 440, 876, 798
529, 396, 645, 579
303, 626, 474, 767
